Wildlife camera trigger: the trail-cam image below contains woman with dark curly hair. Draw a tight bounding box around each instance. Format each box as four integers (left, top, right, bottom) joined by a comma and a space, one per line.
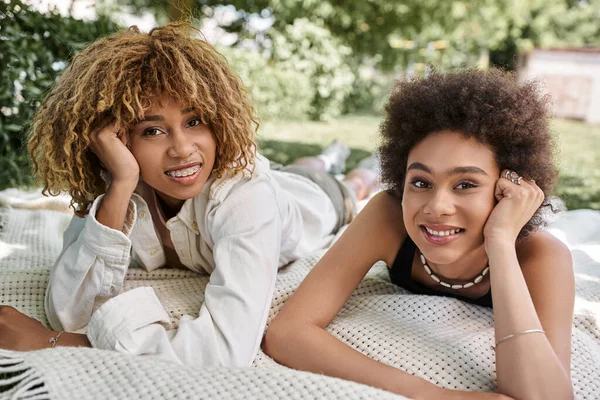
0, 23, 378, 366
265, 70, 575, 399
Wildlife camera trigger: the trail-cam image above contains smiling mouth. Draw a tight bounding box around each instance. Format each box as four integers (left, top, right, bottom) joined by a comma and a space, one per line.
422, 226, 465, 236
165, 164, 201, 177
420, 225, 465, 244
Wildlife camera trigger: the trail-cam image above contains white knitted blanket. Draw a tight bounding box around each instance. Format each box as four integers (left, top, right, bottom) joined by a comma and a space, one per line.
0, 189, 599, 399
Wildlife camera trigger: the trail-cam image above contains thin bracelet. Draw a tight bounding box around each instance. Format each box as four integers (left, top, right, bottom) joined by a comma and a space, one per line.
495, 329, 545, 347
48, 331, 65, 348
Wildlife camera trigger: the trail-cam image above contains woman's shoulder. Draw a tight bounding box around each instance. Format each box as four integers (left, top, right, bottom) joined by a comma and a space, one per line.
362, 191, 404, 223
352, 191, 407, 264
517, 230, 573, 276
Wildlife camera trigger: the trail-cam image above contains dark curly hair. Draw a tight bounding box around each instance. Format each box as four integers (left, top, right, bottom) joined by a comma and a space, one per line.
379, 69, 561, 239
28, 22, 257, 217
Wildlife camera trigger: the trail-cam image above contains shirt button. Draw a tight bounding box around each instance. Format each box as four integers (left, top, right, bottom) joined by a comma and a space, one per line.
192, 222, 198, 230
139, 211, 147, 219
150, 248, 158, 256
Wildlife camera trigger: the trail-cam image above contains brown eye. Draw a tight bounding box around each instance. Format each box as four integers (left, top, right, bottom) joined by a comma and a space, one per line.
187, 117, 202, 127
142, 128, 163, 137
455, 181, 477, 190
411, 180, 430, 189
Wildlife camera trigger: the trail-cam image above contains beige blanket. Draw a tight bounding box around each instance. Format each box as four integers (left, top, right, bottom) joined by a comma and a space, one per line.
0, 189, 598, 399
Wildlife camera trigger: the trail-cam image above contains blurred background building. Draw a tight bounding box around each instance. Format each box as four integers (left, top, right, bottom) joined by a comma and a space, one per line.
519, 48, 600, 124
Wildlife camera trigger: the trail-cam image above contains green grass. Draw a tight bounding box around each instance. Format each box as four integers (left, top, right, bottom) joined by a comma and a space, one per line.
257, 115, 380, 171
257, 116, 600, 210
552, 119, 600, 210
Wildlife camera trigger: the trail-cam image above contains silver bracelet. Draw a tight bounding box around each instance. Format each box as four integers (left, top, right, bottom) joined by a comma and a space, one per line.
48, 331, 65, 348
495, 329, 545, 347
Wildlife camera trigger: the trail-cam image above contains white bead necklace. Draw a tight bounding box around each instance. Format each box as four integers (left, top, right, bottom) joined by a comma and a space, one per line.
419, 253, 489, 290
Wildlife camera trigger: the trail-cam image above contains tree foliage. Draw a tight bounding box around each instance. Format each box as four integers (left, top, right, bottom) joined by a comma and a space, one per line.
109, 0, 600, 117
144, 0, 600, 70
0, 0, 119, 189
218, 45, 314, 120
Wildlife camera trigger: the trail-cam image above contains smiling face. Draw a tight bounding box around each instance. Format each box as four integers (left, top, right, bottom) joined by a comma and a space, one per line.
402, 131, 500, 278
128, 96, 217, 211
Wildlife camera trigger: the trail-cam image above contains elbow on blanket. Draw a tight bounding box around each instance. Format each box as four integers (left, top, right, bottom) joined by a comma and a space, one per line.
262, 318, 294, 364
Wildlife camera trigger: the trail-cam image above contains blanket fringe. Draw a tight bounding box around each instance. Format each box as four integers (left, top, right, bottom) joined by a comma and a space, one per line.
0, 351, 48, 400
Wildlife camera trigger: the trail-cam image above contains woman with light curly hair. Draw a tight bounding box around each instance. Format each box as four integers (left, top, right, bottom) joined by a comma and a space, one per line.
265, 70, 575, 399
0, 23, 377, 366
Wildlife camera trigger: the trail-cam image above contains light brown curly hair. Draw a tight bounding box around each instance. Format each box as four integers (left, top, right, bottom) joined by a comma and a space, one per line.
28, 23, 258, 217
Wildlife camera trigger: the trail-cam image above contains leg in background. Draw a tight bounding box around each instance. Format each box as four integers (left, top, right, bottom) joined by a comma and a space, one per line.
291, 156, 327, 171
291, 140, 350, 174
343, 168, 379, 201
291, 141, 380, 201
342, 153, 380, 201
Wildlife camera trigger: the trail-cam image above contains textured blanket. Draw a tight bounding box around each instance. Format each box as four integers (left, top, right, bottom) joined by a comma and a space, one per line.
0, 189, 599, 399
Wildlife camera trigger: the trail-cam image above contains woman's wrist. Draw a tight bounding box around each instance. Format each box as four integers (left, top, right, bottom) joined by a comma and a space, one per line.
484, 233, 516, 253
391, 372, 440, 399
109, 177, 138, 195
54, 332, 92, 348
97, 183, 135, 231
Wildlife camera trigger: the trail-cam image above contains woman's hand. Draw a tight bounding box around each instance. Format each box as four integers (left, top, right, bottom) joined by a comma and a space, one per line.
483, 169, 544, 243
0, 306, 91, 350
89, 121, 140, 189
0, 306, 55, 351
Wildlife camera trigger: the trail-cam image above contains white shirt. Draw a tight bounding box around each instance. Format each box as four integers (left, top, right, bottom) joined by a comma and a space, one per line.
45, 154, 337, 367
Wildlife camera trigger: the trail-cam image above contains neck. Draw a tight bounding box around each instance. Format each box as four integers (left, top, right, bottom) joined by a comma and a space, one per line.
156, 193, 184, 220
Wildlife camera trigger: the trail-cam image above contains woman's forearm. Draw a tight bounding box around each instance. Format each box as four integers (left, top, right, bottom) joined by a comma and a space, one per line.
96, 180, 136, 232
487, 239, 573, 400
264, 321, 438, 399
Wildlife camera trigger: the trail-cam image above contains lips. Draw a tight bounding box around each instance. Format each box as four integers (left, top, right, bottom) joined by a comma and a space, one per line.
420, 224, 464, 245
164, 162, 203, 185
164, 162, 202, 177
165, 165, 201, 177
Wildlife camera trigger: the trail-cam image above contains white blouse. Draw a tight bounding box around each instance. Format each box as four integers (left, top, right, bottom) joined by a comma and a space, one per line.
45, 154, 337, 367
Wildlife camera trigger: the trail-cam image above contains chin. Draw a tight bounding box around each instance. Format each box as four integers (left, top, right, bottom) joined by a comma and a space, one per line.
411, 236, 463, 263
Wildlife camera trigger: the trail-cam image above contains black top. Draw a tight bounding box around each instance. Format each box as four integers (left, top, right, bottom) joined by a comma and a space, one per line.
388, 237, 493, 308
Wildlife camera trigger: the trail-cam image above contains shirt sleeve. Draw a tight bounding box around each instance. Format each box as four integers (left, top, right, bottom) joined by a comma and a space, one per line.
86, 179, 282, 367
45, 195, 135, 332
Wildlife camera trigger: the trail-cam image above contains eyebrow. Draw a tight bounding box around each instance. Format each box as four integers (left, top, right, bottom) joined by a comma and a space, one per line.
138, 107, 196, 122
407, 162, 488, 176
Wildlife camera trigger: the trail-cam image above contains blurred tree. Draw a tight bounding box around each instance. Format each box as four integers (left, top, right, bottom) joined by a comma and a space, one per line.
113, 1, 600, 70
207, 0, 600, 70
0, 0, 119, 189
170, 0, 194, 20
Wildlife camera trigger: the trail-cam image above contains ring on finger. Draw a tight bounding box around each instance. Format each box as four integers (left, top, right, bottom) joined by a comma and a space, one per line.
504, 170, 512, 180
507, 171, 522, 185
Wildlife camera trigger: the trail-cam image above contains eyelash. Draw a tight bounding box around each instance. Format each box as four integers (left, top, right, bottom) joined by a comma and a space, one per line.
410, 179, 431, 189
455, 181, 477, 190
141, 117, 202, 137
142, 128, 162, 137
409, 179, 478, 190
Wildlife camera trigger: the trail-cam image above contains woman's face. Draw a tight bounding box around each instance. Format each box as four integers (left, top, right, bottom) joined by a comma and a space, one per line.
402, 131, 499, 275
128, 96, 217, 210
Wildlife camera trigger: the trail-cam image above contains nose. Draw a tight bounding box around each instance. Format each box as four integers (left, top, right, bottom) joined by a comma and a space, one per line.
167, 129, 196, 159
422, 189, 455, 218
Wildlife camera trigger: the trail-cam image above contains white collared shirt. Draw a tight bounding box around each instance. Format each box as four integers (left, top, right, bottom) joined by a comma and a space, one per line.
45, 155, 336, 367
